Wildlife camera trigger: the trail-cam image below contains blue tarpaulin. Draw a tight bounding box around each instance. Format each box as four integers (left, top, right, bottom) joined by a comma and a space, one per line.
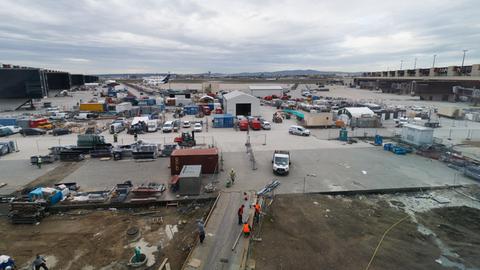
282, 109, 304, 119
28, 187, 43, 201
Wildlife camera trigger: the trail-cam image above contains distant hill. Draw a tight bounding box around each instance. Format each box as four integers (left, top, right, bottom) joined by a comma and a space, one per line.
96, 70, 360, 78
231, 69, 338, 77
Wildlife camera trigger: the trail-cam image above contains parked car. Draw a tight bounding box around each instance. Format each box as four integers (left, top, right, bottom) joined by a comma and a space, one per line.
162, 121, 174, 133
193, 123, 203, 132
289, 125, 310, 136
49, 112, 69, 120
236, 115, 247, 122
250, 119, 262, 130
0, 127, 13, 137
262, 121, 271, 130
5, 125, 22, 134
0, 141, 15, 156
239, 119, 249, 131
173, 120, 181, 132
183, 121, 191, 128
52, 128, 71, 136
20, 128, 46, 136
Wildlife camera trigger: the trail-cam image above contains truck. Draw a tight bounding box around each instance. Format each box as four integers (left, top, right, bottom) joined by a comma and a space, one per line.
272, 150, 290, 175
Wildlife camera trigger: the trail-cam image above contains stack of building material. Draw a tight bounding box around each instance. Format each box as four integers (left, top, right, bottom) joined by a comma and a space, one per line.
9, 201, 46, 224
132, 142, 159, 159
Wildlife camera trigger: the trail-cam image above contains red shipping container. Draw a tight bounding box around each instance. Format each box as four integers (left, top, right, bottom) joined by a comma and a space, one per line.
170, 148, 219, 175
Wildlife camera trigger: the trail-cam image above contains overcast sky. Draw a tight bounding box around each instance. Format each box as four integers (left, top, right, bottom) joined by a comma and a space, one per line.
0, 0, 478, 74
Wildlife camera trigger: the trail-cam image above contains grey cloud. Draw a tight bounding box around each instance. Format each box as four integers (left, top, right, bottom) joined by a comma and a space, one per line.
0, 0, 478, 73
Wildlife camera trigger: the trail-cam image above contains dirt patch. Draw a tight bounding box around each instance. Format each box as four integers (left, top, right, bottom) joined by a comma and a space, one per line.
21, 162, 84, 192
418, 206, 480, 269
252, 193, 480, 270
0, 201, 212, 269
461, 140, 480, 147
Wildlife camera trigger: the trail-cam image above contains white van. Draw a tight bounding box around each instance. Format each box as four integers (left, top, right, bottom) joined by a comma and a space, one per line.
50, 112, 68, 120
162, 121, 173, 133
288, 125, 310, 136
110, 122, 125, 134
74, 113, 96, 120
147, 120, 158, 132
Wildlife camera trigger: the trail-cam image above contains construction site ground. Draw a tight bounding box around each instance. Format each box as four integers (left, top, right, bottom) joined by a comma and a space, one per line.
0, 202, 213, 270
251, 186, 480, 270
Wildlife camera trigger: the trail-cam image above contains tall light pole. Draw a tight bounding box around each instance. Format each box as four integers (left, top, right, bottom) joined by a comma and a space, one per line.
432, 54, 437, 68
461, 49, 468, 75
414, 57, 417, 69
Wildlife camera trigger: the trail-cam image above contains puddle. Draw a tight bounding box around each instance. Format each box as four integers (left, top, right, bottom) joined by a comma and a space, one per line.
128, 238, 158, 267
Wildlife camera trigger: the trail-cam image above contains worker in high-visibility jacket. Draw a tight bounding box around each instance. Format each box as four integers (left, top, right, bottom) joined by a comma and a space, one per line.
242, 222, 251, 237
254, 202, 261, 224
229, 168, 236, 184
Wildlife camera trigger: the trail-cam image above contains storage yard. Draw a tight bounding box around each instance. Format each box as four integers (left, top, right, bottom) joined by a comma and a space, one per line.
1, 76, 480, 269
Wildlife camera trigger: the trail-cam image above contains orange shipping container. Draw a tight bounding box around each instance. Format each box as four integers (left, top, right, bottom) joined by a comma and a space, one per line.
79, 103, 104, 112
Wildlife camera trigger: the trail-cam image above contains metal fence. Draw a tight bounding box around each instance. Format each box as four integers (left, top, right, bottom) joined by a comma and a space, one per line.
318, 128, 398, 140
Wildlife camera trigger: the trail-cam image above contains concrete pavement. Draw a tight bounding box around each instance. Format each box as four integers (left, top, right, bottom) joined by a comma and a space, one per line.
184, 191, 253, 270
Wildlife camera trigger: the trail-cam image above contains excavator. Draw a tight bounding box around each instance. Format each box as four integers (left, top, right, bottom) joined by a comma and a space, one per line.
174, 131, 196, 147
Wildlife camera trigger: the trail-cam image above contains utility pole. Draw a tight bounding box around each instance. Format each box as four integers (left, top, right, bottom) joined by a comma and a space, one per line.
461, 49, 468, 75
432, 54, 437, 68
400, 60, 403, 70
414, 57, 417, 69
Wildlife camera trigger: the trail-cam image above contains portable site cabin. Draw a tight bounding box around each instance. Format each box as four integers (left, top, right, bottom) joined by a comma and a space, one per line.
401, 124, 434, 146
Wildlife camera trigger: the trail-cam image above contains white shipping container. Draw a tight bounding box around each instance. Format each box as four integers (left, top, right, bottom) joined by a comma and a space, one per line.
116, 102, 133, 113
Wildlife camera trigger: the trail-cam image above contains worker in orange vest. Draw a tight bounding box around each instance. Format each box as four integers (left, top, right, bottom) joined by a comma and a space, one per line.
254, 202, 261, 224
242, 222, 251, 237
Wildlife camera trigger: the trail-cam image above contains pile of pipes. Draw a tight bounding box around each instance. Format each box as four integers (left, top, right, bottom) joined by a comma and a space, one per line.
258, 179, 280, 196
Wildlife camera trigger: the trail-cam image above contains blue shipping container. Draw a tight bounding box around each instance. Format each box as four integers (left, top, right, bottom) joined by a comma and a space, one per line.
0, 118, 17, 126
213, 114, 234, 128
146, 99, 156, 105
184, 106, 199, 115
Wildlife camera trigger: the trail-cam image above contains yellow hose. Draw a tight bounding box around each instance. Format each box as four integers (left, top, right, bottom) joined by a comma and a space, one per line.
365, 215, 410, 270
